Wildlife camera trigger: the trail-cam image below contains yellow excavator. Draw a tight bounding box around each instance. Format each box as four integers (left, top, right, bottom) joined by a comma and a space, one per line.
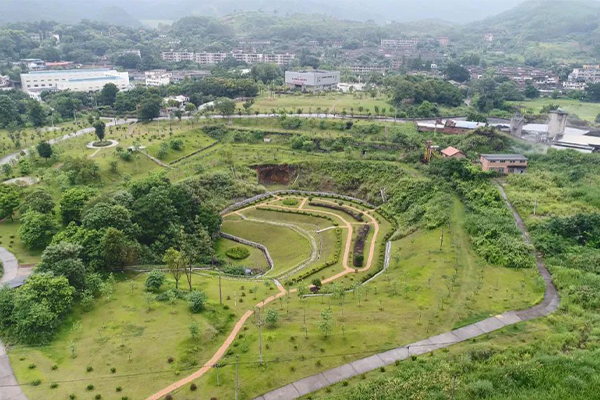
423, 140, 441, 164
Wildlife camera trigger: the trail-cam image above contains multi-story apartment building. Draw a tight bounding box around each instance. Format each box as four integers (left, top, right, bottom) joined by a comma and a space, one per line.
350, 65, 387, 74
380, 38, 419, 49
194, 52, 227, 65
145, 70, 172, 86
161, 51, 195, 62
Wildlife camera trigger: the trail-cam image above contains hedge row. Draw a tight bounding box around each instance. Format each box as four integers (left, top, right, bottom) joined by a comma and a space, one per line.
286, 228, 343, 285
256, 206, 339, 226
353, 225, 371, 267
309, 201, 364, 222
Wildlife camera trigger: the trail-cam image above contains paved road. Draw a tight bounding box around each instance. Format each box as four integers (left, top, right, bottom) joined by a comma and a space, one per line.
0, 248, 28, 400
254, 184, 559, 400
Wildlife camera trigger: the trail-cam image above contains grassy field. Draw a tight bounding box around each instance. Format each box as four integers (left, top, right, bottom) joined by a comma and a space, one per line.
238, 93, 394, 116
509, 98, 600, 122
0, 217, 42, 264
174, 198, 543, 400
9, 272, 266, 400
0, 120, 83, 159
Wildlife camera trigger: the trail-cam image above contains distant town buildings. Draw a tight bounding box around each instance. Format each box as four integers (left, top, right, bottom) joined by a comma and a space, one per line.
238, 40, 271, 46
21, 69, 130, 94
480, 154, 528, 174
380, 38, 419, 49
483, 33, 494, 42
285, 70, 341, 92
162, 51, 296, 66
119, 49, 142, 58
145, 70, 172, 86
438, 37, 450, 47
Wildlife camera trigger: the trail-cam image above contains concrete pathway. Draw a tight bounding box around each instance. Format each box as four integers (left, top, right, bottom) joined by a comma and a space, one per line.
254, 185, 559, 400
0, 247, 28, 400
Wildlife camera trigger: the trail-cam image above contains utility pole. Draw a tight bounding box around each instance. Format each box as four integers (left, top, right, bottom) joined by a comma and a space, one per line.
219, 274, 222, 305
235, 355, 239, 400
257, 308, 263, 364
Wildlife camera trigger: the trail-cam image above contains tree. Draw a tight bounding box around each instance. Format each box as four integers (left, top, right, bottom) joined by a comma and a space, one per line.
317, 308, 333, 338
163, 248, 184, 289
60, 188, 94, 225
138, 97, 162, 121
586, 83, 600, 102
35, 242, 86, 291
444, 63, 470, 82
214, 98, 236, 117
0, 185, 19, 221
27, 100, 46, 127
250, 63, 282, 83
0, 95, 20, 128
93, 120, 106, 142
115, 53, 141, 69
524, 84, 540, 99
145, 270, 165, 292
188, 290, 208, 313
36, 141, 53, 159
189, 321, 200, 340
99, 83, 119, 107
265, 309, 279, 327
19, 211, 58, 249
102, 228, 136, 270
12, 273, 74, 343
20, 189, 54, 215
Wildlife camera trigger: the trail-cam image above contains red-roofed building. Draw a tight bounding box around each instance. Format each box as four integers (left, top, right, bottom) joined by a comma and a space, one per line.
441, 147, 465, 159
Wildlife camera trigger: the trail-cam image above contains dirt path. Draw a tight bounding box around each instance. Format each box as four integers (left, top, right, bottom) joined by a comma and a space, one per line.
145, 197, 382, 400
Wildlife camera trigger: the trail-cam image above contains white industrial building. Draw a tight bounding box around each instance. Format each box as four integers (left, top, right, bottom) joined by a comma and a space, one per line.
21, 69, 130, 93
285, 70, 340, 91
145, 70, 172, 86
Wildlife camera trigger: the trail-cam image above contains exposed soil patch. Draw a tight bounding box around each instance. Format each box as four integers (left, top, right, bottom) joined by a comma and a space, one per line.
254, 164, 296, 185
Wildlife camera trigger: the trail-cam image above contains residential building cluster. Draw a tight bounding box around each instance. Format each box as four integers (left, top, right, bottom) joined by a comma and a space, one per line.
0, 75, 11, 89
467, 66, 559, 89
349, 65, 387, 74
161, 50, 296, 66
565, 65, 600, 90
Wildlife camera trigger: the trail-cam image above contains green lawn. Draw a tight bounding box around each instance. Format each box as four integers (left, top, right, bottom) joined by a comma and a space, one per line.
216, 237, 270, 272
238, 93, 393, 116
509, 98, 600, 122
0, 217, 42, 264
221, 219, 312, 277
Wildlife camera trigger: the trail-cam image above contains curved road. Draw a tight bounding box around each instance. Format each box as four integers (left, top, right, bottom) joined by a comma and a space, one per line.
254, 183, 559, 400
0, 247, 28, 400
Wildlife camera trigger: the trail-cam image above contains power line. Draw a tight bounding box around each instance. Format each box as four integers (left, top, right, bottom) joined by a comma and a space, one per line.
0, 326, 549, 389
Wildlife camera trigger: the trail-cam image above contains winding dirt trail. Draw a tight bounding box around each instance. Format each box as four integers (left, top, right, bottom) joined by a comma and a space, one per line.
145, 196, 381, 400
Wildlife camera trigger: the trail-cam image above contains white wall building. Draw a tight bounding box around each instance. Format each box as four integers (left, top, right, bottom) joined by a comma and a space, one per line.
0, 75, 10, 87
161, 51, 195, 62
380, 38, 419, 49
195, 52, 227, 65
21, 69, 130, 93
285, 70, 340, 91
145, 70, 172, 86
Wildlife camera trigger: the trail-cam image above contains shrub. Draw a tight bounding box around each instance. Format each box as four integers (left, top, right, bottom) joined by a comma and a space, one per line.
32, 379, 41, 386
167, 357, 174, 363
51, 364, 58, 370
116, 386, 122, 392
110, 367, 116, 373
188, 290, 208, 313
283, 198, 299, 206
145, 270, 165, 292
86, 384, 95, 391
468, 380, 494, 398
225, 246, 250, 260
166, 395, 173, 400
69, 394, 76, 399
86, 366, 93, 372
265, 309, 279, 327
50, 382, 58, 388
190, 383, 197, 391
28, 363, 36, 369
95, 395, 102, 400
